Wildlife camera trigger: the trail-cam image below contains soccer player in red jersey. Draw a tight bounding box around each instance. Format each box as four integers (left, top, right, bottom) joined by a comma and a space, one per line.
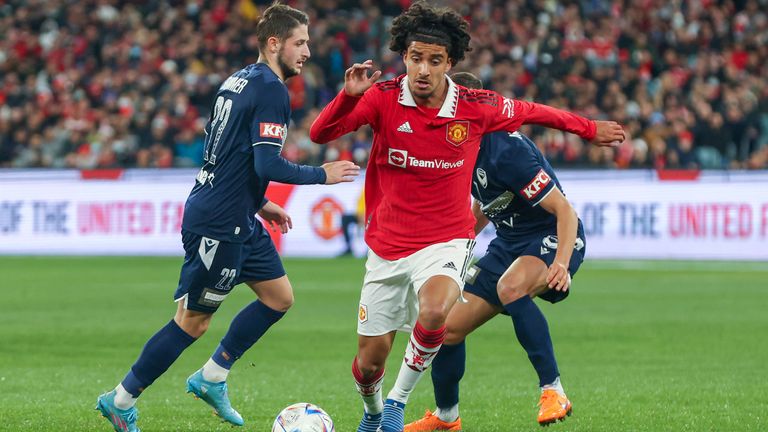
310, 3, 625, 431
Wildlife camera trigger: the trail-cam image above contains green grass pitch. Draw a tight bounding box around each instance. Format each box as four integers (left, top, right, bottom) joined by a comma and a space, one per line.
1, 256, 766, 431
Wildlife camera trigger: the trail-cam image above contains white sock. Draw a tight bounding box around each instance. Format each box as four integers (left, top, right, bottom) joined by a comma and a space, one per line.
202, 358, 230, 383
354, 368, 385, 415
113, 384, 138, 409
541, 376, 565, 395
435, 404, 459, 422
362, 388, 384, 416
386, 333, 442, 403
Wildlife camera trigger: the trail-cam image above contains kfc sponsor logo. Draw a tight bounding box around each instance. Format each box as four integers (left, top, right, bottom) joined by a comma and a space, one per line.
520, 169, 551, 199
260, 122, 285, 139
389, 148, 408, 168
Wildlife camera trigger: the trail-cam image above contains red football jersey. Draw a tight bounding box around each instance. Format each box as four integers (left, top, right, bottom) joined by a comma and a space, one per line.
310, 75, 596, 259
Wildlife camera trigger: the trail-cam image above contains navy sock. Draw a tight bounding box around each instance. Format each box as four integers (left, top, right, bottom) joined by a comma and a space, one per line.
212, 300, 285, 369
121, 319, 196, 397
504, 296, 559, 387
431, 341, 466, 409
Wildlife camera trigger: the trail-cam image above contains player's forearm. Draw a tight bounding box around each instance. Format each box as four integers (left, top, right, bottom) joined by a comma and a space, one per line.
553, 204, 578, 266
516, 100, 597, 140
253, 145, 327, 185
309, 90, 364, 143
472, 200, 490, 234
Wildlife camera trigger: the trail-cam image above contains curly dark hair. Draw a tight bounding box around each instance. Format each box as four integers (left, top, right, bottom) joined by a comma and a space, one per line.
389, 1, 472, 66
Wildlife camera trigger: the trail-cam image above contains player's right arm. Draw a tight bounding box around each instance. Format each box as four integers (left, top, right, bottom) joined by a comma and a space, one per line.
472, 199, 490, 235
309, 60, 381, 143
538, 187, 578, 292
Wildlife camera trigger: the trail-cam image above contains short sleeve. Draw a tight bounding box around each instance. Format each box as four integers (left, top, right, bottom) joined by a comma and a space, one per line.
249, 81, 290, 148
495, 134, 557, 207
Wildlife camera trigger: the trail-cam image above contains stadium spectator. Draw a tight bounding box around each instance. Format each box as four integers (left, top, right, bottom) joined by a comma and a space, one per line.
1, 0, 766, 169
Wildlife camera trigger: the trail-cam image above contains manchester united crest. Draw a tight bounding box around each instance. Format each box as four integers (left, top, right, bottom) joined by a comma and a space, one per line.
446, 121, 469, 146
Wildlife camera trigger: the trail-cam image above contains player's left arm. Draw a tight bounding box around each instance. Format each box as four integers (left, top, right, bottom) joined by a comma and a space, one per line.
486, 95, 625, 146
258, 200, 293, 234
538, 188, 578, 292
250, 82, 358, 185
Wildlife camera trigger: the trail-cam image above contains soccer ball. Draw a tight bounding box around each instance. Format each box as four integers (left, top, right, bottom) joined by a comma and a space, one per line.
271, 402, 335, 432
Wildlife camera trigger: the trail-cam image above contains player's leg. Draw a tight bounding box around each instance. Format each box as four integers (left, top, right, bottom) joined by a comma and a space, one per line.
189, 227, 289, 426
340, 213, 357, 256
354, 249, 410, 432
405, 289, 500, 432
382, 239, 474, 432
497, 232, 585, 425
97, 300, 204, 432
497, 255, 571, 425
355, 333, 396, 432
497, 255, 556, 387
97, 231, 218, 431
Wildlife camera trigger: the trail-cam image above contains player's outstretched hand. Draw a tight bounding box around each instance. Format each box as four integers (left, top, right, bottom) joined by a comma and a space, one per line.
322, 160, 360, 184
344, 60, 382, 97
258, 201, 293, 234
546, 261, 571, 292
592, 120, 626, 147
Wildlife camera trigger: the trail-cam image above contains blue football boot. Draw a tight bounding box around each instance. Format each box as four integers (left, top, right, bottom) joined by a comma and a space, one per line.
378, 399, 406, 432
96, 390, 140, 432
186, 369, 244, 426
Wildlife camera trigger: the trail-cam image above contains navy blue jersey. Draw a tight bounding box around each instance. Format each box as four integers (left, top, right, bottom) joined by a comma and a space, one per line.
472, 131, 563, 241
182, 63, 325, 243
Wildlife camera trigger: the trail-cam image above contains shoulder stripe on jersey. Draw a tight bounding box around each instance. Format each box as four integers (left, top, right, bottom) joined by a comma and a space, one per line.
458, 88, 498, 106
531, 186, 556, 207
252, 141, 283, 147
376, 81, 399, 92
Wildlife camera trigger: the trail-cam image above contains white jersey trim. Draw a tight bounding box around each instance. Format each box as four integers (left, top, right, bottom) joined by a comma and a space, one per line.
531, 185, 556, 207
252, 141, 283, 147
398, 75, 459, 118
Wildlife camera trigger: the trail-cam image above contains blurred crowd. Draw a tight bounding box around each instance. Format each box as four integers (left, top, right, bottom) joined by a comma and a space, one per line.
1, 0, 767, 170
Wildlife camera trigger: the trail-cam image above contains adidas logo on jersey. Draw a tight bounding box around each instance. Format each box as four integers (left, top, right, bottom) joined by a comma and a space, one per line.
397, 121, 413, 133
442, 262, 457, 271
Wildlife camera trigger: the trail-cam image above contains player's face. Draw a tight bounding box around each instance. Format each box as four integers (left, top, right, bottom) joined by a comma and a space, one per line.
404, 41, 452, 103
278, 24, 311, 79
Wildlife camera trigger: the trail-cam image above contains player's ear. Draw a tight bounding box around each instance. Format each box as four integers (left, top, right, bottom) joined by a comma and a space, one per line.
445, 59, 453, 73
267, 36, 280, 54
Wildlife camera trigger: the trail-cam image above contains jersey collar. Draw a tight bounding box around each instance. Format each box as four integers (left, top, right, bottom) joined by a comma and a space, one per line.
398, 75, 459, 118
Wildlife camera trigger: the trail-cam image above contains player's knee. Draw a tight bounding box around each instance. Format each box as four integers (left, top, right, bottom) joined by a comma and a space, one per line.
260, 292, 294, 312
496, 277, 528, 304
418, 305, 448, 330
444, 327, 465, 345
356, 356, 385, 378
177, 316, 211, 338
273, 293, 295, 312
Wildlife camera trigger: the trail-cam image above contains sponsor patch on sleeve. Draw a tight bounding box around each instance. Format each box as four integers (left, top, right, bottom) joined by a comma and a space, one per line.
520, 169, 552, 200
259, 122, 284, 139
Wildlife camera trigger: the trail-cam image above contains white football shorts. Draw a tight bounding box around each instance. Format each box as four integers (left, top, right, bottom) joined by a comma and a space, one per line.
357, 238, 476, 336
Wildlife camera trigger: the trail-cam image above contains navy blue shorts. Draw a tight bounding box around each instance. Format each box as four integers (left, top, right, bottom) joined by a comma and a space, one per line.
174, 224, 286, 313
464, 226, 586, 312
